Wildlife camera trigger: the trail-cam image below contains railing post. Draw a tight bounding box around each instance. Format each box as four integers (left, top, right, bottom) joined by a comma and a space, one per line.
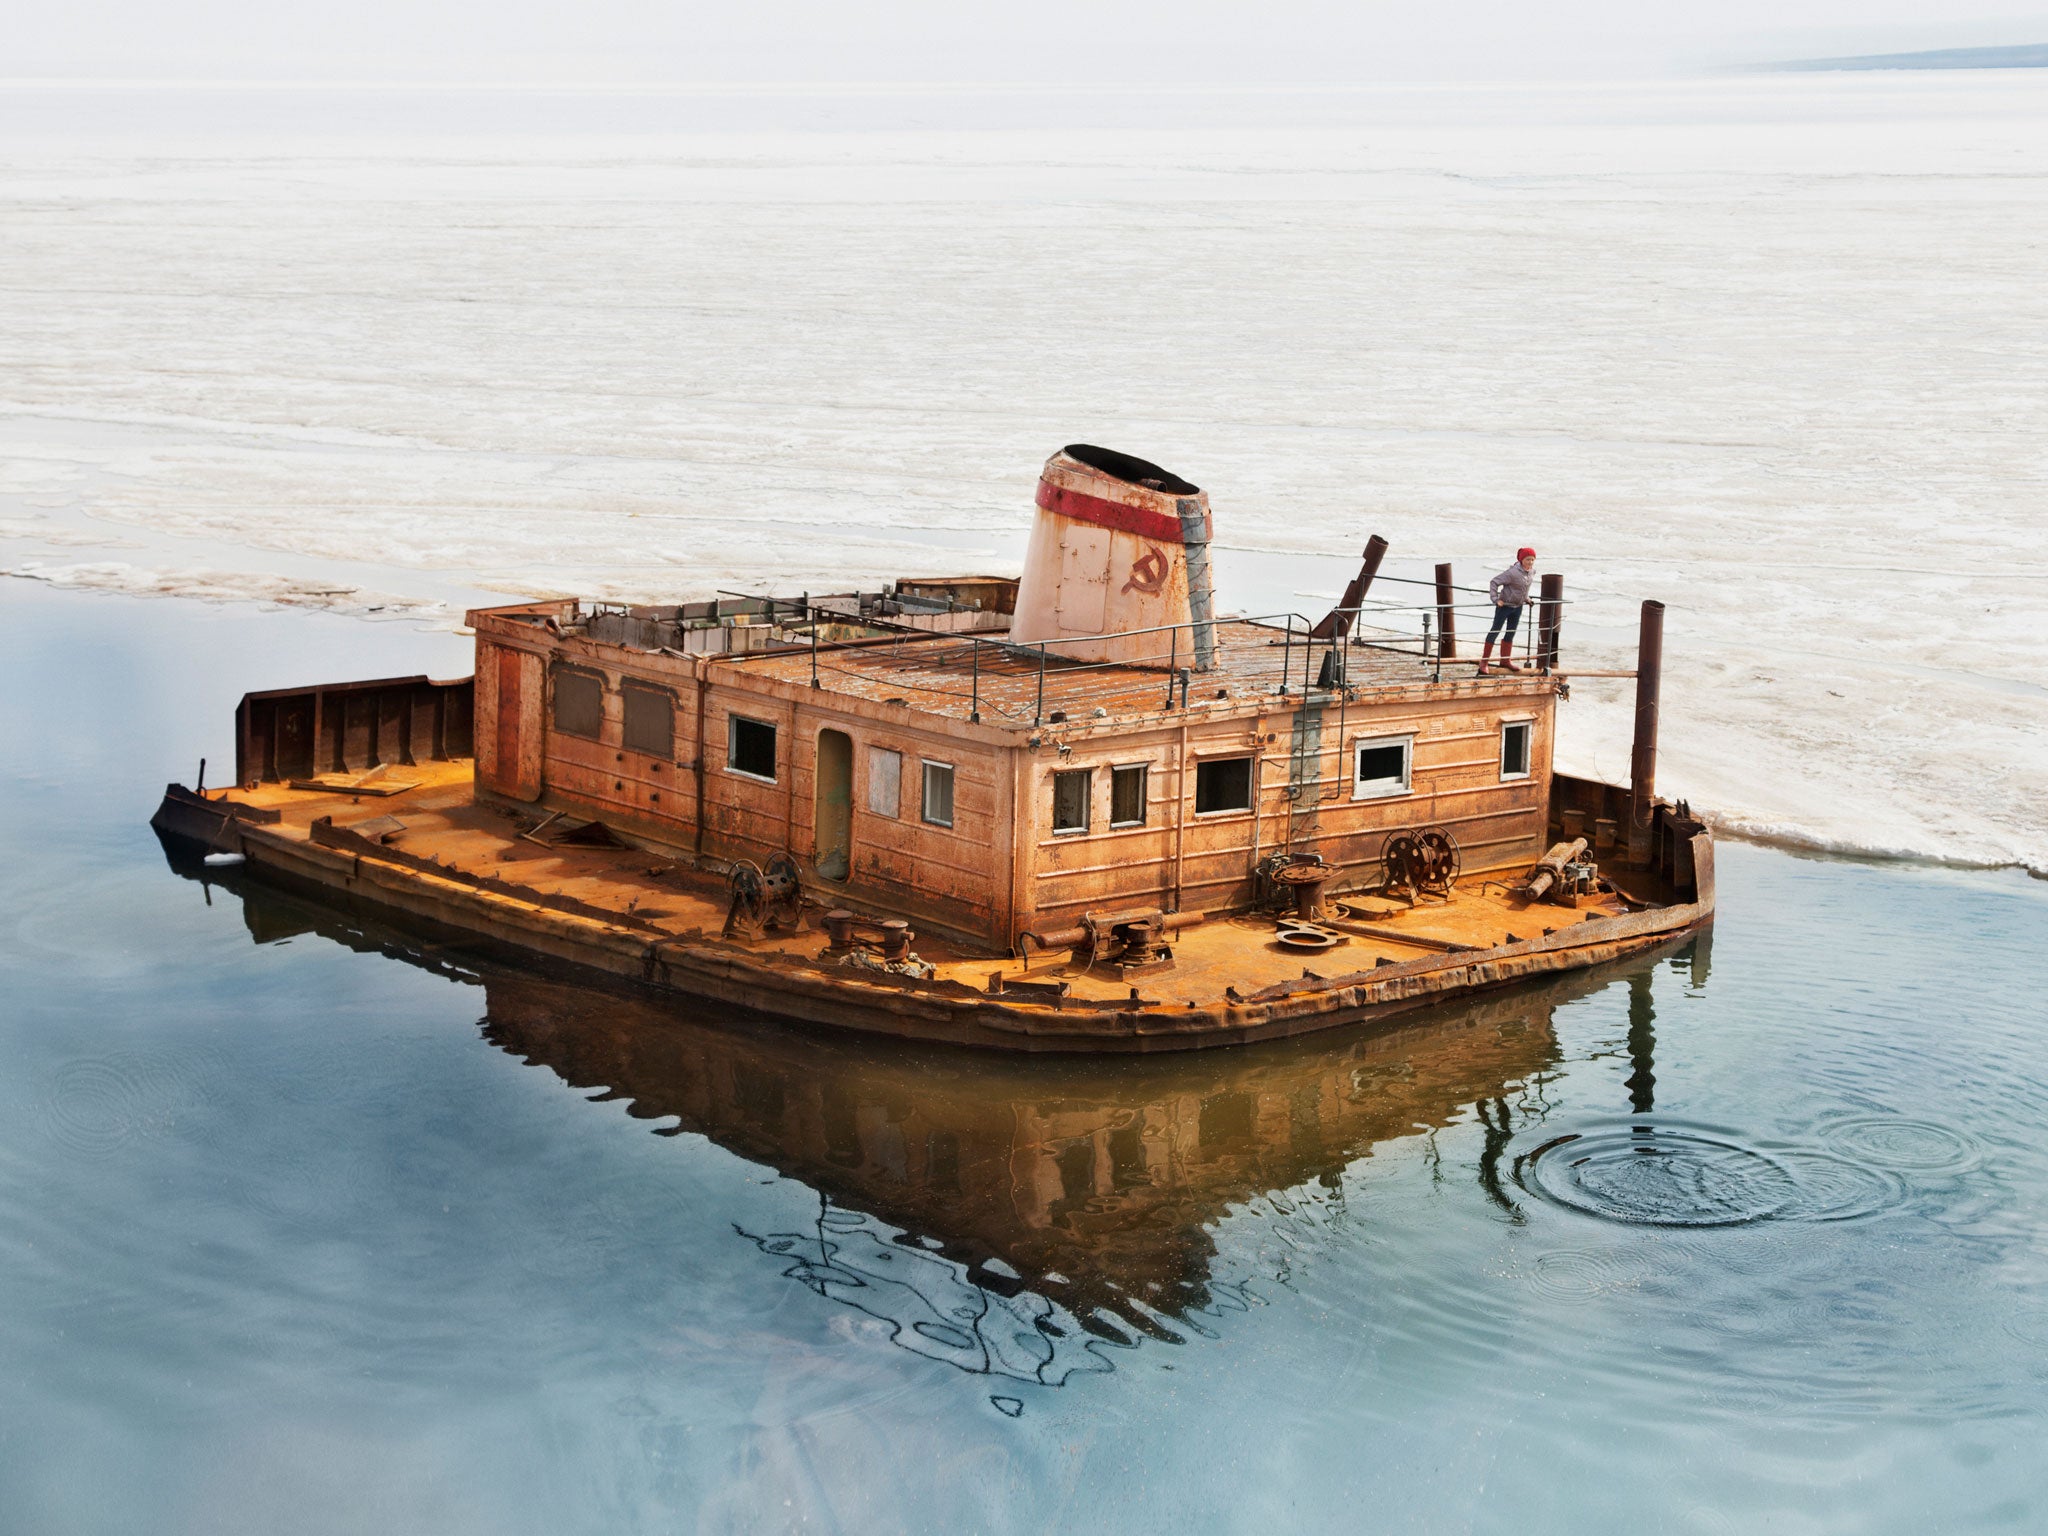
1035, 644, 1046, 726
1280, 617, 1292, 696
1628, 599, 1664, 865
1425, 611, 1438, 683
808, 592, 820, 689
969, 638, 981, 723
1165, 625, 1178, 709
1539, 573, 1564, 674
1435, 563, 1457, 659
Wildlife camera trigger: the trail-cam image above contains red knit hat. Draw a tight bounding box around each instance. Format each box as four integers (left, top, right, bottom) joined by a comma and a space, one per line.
1517, 547, 1536, 560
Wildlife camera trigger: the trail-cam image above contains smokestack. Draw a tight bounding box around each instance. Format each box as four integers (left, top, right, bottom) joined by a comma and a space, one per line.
1010, 445, 1217, 671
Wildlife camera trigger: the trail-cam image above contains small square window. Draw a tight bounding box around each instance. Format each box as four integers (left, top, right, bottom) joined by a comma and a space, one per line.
1194, 756, 1253, 815
1052, 768, 1091, 834
621, 681, 674, 756
728, 715, 778, 781
551, 667, 605, 740
1501, 720, 1532, 780
1354, 736, 1412, 799
1110, 764, 1148, 827
921, 761, 955, 827
867, 747, 902, 817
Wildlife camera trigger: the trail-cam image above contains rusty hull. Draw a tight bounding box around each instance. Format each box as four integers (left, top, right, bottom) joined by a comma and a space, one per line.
154, 762, 1712, 1054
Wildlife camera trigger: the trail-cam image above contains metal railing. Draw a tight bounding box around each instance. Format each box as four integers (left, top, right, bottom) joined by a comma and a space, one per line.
792, 590, 1572, 727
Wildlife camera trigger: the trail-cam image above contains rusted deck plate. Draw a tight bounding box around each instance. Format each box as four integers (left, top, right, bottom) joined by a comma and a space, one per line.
202, 763, 1640, 1011
730, 621, 1539, 729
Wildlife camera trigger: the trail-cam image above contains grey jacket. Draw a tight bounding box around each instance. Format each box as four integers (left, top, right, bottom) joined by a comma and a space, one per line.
1489, 562, 1533, 608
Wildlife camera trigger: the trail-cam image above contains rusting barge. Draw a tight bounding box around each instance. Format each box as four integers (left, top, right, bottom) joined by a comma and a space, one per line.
152, 444, 1712, 1052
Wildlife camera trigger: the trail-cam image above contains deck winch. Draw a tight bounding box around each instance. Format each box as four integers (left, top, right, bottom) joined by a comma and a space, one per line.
1512, 837, 1607, 908
1381, 828, 1461, 903
722, 852, 804, 942
1020, 906, 1198, 977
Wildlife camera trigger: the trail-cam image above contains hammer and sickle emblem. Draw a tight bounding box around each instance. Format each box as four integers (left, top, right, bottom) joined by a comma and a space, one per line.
1122, 545, 1170, 596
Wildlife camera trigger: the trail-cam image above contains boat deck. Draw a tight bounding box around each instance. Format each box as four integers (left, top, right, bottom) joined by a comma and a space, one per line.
204, 761, 1638, 1006
728, 619, 1526, 730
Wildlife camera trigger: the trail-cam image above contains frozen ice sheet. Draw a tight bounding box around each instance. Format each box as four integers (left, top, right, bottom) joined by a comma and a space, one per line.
2, 76, 2043, 872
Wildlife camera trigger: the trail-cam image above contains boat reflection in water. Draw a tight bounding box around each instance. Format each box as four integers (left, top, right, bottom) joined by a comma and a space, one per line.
200, 861, 1696, 1393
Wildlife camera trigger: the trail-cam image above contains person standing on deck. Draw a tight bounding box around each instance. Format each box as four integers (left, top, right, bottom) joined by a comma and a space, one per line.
1478, 548, 1537, 675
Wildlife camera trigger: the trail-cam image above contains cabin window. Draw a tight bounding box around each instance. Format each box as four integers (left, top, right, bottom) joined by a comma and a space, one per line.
620, 681, 674, 756
1500, 719, 1533, 780
1353, 735, 1412, 799
866, 747, 902, 818
1194, 756, 1253, 815
1051, 768, 1091, 834
551, 666, 605, 741
921, 760, 955, 828
728, 714, 778, 781
1110, 764, 1148, 827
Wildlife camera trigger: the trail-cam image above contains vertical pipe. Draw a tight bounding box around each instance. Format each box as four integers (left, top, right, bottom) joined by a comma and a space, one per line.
1035, 644, 1046, 725
1539, 573, 1564, 673
691, 659, 709, 862
1280, 617, 1292, 696
1178, 497, 1217, 670
808, 593, 820, 689
1434, 562, 1457, 659
1171, 723, 1190, 911
1357, 536, 1390, 600
1628, 599, 1665, 864
1165, 625, 1178, 708
969, 639, 981, 724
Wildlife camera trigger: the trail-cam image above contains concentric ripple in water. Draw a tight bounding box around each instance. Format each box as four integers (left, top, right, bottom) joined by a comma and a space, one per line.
1512, 1121, 1907, 1228
1821, 1114, 1983, 1175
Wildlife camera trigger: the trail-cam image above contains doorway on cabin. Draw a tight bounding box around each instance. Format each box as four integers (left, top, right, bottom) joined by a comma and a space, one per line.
815, 728, 853, 881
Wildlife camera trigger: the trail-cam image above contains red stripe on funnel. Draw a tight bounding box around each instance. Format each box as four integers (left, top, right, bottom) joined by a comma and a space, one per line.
1035, 478, 1187, 543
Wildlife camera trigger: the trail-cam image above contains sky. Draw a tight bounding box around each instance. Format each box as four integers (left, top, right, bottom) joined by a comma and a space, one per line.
8, 0, 2048, 84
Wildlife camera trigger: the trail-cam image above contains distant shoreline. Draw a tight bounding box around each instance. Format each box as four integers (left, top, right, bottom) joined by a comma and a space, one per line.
1765, 42, 2048, 73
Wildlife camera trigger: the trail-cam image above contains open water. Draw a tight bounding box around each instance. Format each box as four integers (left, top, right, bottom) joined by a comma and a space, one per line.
4, 570, 2046, 1532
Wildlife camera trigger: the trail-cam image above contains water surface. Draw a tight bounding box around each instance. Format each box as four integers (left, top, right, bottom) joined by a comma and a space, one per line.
3, 580, 2045, 1532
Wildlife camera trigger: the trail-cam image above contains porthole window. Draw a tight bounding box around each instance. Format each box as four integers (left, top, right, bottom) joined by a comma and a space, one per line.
1052, 768, 1091, 834
867, 746, 903, 818
728, 714, 778, 782
1194, 756, 1253, 815
921, 760, 955, 828
621, 681, 674, 756
551, 666, 605, 740
1110, 764, 1148, 827
1353, 735, 1412, 799
1501, 720, 1532, 780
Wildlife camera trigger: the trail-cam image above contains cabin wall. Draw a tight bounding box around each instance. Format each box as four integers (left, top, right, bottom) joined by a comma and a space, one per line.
235, 675, 474, 787
1015, 687, 1555, 933
470, 612, 1013, 945
470, 603, 1557, 950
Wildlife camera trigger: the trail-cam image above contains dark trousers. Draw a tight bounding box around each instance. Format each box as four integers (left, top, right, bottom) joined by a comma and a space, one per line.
1486, 604, 1522, 649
